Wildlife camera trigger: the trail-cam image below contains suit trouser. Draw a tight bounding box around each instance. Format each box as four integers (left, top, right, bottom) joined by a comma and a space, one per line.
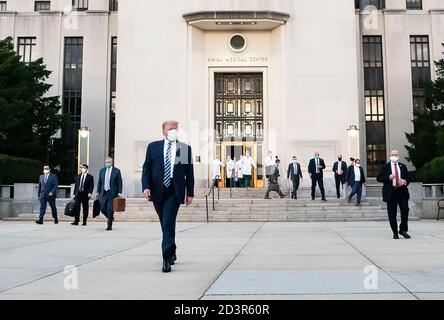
244, 175, 252, 188
335, 175, 345, 198
311, 174, 325, 199
265, 183, 284, 198
100, 191, 114, 228
74, 192, 89, 223
291, 177, 300, 199
348, 182, 363, 204
387, 189, 409, 235
39, 195, 57, 220
153, 186, 181, 260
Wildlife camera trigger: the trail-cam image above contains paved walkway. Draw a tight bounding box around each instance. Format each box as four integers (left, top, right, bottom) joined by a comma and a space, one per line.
1, 221, 444, 300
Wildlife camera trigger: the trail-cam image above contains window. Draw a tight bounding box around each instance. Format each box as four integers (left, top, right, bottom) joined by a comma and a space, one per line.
0, 1, 6, 11
72, 0, 88, 11
363, 36, 387, 177
406, 0, 422, 10
63, 37, 84, 178
355, 0, 386, 10
109, 0, 118, 11
35, 1, 50, 11
17, 37, 37, 64
410, 36, 431, 111
109, 37, 117, 158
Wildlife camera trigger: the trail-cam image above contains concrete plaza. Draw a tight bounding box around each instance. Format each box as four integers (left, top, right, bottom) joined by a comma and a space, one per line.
0, 220, 444, 300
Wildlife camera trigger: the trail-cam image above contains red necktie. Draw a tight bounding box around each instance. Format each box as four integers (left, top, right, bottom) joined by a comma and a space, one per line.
394, 163, 400, 188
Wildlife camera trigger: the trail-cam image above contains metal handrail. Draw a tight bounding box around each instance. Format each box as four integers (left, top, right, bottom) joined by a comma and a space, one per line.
204, 177, 220, 223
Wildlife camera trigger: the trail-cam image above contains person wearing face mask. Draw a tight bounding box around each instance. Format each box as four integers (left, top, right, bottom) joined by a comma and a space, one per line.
242, 151, 255, 188
96, 157, 123, 231
265, 159, 287, 199
226, 157, 235, 188
377, 150, 411, 240
287, 156, 303, 199
72, 164, 94, 226
35, 165, 59, 225
346, 159, 366, 206
308, 152, 327, 201
142, 120, 194, 273
333, 155, 348, 199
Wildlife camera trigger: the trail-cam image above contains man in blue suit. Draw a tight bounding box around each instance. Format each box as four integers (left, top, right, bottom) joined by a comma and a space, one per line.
142, 120, 195, 273
96, 157, 123, 231
36, 165, 59, 225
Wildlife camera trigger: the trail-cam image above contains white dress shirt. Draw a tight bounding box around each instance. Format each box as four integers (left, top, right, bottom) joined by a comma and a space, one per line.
104, 167, 112, 191
163, 139, 176, 179
390, 161, 401, 187
265, 155, 274, 167
292, 162, 298, 175
315, 158, 320, 174
242, 156, 255, 175
337, 161, 343, 175
354, 166, 361, 182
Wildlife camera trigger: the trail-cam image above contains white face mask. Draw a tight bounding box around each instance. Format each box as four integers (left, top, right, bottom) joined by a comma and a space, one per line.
293, 159, 297, 163
167, 129, 178, 142
81, 168, 87, 174
43, 169, 50, 174
390, 156, 399, 163
355, 164, 361, 167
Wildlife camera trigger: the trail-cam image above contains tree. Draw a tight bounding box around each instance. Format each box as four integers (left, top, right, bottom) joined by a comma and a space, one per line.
406, 46, 444, 169
0, 37, 68, 165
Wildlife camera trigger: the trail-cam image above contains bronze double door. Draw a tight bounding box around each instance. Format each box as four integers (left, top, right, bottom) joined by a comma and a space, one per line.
214, 73, 264, 188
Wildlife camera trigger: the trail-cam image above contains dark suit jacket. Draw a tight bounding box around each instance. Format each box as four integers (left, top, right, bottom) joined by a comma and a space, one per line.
38, 173, 58, 199
97, 167, 123, 198
308, 158, 326, 177
141, 140, 195, 204
376, 162, 410, 203
346, 166, 366, 185
332, 161, 348, 178
74, 173, 94, 196
287, 163, 303, 180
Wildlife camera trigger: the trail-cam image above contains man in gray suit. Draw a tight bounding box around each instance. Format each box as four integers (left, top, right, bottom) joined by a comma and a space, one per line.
35, 165, 59, 225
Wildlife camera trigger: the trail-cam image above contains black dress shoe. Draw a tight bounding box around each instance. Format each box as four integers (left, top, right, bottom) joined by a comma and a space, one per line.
393, 234, 400, 240
400, 231, 411, 239
54, 218, 59, 224
162, 259, 172, 273
35, 220, 43, 225
71, 222, 79, 226
321, 198, 327, 202
106, 226, 112, 231
169, 254, 177, 265
82, 222, 87, 226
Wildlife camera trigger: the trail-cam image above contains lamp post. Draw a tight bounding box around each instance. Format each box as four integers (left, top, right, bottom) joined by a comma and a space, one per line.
77, 127, 91, 174
347, 125, 360, 160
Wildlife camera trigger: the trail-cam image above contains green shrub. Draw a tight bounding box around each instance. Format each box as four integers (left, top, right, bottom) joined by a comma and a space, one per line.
417, 156, 444, 183
0, 154, 43, 184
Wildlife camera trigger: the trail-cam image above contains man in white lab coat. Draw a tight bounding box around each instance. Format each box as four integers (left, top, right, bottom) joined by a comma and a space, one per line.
242, 152, 255, 188
212, 158, 222, 187
236, 157, 244, 188
226, 157, 236, 188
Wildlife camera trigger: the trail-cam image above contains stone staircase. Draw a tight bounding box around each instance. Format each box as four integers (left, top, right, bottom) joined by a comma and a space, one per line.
3, 186, 419, 222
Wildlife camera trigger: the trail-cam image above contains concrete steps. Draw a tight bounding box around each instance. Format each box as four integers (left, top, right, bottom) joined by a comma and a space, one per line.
4, 197, 420, 223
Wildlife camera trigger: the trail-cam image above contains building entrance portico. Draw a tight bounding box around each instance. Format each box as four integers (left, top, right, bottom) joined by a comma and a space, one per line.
214, 72, 264, 188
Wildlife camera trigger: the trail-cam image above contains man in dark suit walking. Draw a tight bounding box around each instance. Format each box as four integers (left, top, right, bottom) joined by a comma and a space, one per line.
377, 150, 411, 240
96, 157, 123, 231
287, 156, 303, 199
333, 155, 348, 199
346, 159, 366, 206
265, 159, 286, 199
72, 164, 94, 226
35, 165, 59, 225
142, 120, 195, 273
308, 152, 327, 201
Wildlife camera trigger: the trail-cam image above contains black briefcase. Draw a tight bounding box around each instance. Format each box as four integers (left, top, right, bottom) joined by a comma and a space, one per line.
64, 199, 77, 217
93, 199, 101, 218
